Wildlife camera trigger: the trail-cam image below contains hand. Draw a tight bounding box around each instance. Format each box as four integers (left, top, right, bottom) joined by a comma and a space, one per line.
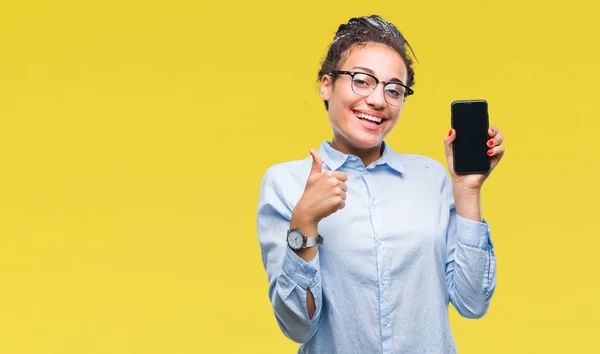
294, 148, 348, 224
444, 126, 506, 191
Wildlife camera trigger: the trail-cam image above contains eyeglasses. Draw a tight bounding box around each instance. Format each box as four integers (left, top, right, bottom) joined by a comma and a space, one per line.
329, 70, 414, 107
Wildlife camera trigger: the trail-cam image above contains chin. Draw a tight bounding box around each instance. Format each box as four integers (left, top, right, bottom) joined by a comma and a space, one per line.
349, 132, 384, 149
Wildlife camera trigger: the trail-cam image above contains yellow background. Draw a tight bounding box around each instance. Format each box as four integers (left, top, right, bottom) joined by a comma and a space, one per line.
0, 0, 598, 353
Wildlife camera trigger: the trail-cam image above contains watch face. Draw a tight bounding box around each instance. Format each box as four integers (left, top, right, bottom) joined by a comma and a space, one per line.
287, 230, 304, 250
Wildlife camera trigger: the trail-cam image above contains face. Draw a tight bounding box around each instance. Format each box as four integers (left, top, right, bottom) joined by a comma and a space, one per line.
320, 42, 408, 153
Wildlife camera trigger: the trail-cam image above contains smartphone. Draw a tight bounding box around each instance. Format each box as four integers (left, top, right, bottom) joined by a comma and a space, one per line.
450, 99, 491, 174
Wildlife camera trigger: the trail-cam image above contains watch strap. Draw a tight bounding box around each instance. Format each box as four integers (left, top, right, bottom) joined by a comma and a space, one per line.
305, 234, 324, 248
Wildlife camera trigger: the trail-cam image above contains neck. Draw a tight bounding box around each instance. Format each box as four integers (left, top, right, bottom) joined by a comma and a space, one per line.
331, 136, 383, 167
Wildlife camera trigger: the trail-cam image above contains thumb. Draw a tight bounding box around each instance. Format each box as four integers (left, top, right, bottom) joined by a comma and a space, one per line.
309, 148, 323, 175
444, 128, 455, 157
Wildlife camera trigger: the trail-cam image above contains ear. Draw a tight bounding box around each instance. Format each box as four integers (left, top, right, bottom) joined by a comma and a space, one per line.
319, 74, 333, 102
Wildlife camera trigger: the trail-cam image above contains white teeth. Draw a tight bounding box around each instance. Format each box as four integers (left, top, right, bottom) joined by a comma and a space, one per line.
355, 112, 383, 123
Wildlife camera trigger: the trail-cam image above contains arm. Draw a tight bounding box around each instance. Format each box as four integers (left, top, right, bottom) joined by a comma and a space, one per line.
257, 168, 323, 343
444, 174, 497, 318
442, 126, 505, 318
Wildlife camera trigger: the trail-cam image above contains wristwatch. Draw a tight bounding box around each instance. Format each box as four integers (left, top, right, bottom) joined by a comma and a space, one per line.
287, 228, 324, 251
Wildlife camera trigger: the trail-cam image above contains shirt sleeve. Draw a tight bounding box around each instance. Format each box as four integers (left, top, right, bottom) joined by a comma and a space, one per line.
256, 166, 323, 343
442, 171, 497, 319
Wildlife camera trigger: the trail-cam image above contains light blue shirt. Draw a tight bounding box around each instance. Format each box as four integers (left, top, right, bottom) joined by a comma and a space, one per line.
256, 141, 496, 354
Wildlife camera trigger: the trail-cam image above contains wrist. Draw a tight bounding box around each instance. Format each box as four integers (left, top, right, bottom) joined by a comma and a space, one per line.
289, 208, 320, 262
452, 183, 483, 222
292, 203, 318, 230
452, 182, 482, 197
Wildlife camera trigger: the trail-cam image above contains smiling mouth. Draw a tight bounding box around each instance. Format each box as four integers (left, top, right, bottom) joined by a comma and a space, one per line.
355, 112, 384, 125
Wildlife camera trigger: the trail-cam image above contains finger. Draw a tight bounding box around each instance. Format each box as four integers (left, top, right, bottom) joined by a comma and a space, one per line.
309, 148, 323, 176
339, 181, 348, 192
444, 128, 456, 144
489, 126, 500, 138
494, 132, 504, 145
486, 132, 504, 148
487, 145, 506, 158
333, 185, 345, 197
333, 171, 348, 182
328, 196, 346, 210
444, 128, 455, 156
488, 145, 505, 170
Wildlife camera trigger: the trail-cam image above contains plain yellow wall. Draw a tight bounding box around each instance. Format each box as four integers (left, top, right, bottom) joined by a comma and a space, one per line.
1, 0, 598, 353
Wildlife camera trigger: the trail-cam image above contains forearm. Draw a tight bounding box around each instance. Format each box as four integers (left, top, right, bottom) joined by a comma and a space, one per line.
442, 169, 496, 318
270, 247, 322, 343
448, 216, 496, 318
452, 183, 483, 222
289, 207, 319, 318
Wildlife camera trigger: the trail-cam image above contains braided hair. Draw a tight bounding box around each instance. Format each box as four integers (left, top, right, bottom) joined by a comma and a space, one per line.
318, 15, 417, 110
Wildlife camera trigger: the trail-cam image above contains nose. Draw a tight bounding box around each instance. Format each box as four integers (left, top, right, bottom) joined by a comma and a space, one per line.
365, 83, 387, 108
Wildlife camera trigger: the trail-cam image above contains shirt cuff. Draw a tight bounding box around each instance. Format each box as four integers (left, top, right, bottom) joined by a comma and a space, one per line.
281, 246, 320, 290
456, 215, 494, 249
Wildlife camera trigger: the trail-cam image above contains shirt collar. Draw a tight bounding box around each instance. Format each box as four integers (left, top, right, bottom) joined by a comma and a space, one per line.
380, 141, 406, 173
317, 140, 406, 174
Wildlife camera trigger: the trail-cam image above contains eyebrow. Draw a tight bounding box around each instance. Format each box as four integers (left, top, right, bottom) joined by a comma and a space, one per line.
351, 66, 404, 84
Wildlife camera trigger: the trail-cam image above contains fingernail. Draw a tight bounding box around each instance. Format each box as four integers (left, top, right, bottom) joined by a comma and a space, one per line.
490, 129, 495, 135
487, 149, 494, 156
448, 129, 452, 136
487, 140, 494, 147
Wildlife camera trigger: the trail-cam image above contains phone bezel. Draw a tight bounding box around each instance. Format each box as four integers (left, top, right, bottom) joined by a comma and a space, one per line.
450, 99, 491, 175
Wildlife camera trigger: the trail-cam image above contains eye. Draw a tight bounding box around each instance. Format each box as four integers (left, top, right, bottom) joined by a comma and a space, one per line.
353, 78, 371, 88
385, 83, 405, 98
352, 73, 376, 88
385, 89, 402, 97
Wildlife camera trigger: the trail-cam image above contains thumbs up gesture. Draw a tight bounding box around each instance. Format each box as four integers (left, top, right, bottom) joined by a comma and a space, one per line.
293, 148, 348, 225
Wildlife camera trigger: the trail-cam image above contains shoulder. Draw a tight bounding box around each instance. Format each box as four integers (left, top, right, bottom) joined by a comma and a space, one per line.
258, 157, 311, 215
259, 156, 312, 201
261, 157, 312, 186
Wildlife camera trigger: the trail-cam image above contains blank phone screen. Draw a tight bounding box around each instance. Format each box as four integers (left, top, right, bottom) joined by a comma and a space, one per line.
451, 100, 490, 174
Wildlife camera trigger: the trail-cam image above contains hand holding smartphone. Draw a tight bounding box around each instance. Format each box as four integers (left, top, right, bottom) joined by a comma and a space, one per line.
450, 100, 491, 174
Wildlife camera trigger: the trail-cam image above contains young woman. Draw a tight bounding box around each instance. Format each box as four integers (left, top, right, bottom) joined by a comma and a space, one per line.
257, 14, 505, 354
